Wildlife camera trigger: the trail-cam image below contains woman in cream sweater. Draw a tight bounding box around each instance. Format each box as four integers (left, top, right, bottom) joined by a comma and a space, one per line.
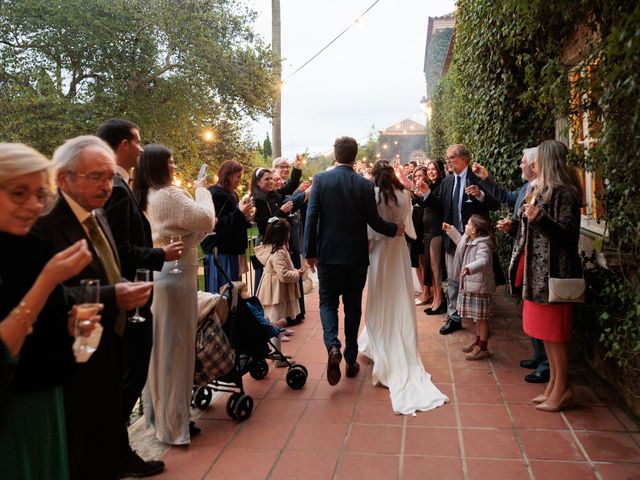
134, 145, 215, 445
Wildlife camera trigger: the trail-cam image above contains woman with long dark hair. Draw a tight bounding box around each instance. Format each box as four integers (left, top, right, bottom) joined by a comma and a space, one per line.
201, 160, 252, 293
358, 160, 448, 415
250, 168, 294, 237
409, 166, 427, 304
510, 140, 583, 412
135, 145, 215, 444
422, 160, 447, 315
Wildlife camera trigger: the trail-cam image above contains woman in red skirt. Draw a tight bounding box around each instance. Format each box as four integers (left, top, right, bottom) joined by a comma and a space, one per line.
509, 140, 583, 412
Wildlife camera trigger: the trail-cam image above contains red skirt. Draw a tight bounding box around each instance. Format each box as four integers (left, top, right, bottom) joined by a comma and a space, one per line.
523, 299, 573, 343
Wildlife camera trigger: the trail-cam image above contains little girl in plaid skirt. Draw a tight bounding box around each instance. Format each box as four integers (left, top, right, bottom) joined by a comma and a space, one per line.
444, 214, 497, 360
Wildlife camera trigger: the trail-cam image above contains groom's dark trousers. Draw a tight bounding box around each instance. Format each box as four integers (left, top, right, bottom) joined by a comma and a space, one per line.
317, 264, 369, 364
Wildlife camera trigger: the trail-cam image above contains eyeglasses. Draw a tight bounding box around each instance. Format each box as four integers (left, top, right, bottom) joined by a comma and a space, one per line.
446, 155, 459, 161
67, 171, 115, 184
0, 185, 53, 206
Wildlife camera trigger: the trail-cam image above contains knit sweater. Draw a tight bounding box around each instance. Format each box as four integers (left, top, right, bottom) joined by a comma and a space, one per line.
147, 186, 216, 248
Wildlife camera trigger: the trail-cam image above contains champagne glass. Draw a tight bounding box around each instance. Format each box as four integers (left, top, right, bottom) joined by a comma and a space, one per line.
169, 235, 182, 274
76, 279, 100, 353
464, 178, 474, 203
499, 203, 511, 220
128, 269, 150, 323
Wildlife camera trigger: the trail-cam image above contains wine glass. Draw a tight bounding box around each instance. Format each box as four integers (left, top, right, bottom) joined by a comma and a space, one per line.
169, 235, 182, 274
76, 279, 100, 353
464, 178, 474, 203
499, 203, 511, 220
128, 269, 150, 323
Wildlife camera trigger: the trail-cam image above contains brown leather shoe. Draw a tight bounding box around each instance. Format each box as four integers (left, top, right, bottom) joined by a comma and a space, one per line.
326, 346, 342, 386
345, 361, 360, 378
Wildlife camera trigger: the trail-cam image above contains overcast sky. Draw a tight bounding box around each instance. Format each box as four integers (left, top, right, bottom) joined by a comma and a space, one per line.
248, 0, 456, 160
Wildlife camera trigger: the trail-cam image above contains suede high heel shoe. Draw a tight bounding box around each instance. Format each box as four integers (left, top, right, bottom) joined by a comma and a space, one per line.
425, 300, 447, 315
535, 387, 574, 412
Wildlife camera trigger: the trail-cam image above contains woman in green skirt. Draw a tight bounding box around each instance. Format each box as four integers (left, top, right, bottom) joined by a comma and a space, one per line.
0, 143, 94, 479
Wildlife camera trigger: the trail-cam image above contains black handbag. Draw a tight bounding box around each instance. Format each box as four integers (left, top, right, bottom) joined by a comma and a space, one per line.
250, 254, 263, 270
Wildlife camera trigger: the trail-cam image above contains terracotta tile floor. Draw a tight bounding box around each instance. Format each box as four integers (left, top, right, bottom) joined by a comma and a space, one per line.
132, 287, 640, 480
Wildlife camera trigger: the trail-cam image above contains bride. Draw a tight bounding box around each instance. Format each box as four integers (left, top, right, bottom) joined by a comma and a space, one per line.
359, 161, 449, 415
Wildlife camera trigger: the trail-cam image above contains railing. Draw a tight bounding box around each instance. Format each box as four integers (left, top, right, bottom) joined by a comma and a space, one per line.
242, 235, 259, 293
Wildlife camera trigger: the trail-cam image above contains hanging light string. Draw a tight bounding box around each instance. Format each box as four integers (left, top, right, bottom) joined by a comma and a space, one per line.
282, 0, 382, 83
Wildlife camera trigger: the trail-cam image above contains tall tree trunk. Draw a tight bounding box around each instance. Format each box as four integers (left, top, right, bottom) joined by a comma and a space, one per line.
272, 0, 282, 158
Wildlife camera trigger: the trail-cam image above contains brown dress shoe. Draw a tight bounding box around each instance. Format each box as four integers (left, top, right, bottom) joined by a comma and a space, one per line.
345, 361, 360, 378
326, 346, 342, 386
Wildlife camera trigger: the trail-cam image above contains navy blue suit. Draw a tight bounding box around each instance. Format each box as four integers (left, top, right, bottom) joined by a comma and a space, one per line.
304, 165, 397, 363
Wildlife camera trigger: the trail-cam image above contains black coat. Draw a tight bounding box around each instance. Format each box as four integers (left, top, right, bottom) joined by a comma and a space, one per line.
304, 165, 397, 266
103, 174, 165, 281
32, 195, 124, 480
201, 186, 249, 255
0, 232, 75, 394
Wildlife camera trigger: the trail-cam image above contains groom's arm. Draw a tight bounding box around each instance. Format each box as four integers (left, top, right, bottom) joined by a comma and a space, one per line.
364, 184, 398, 238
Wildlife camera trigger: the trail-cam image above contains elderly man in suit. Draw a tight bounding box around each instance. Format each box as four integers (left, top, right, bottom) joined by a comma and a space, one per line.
33, 135, 152, 480
417, 144, 500, 335
472, 148, 550, 384
97, 119, 183, 477
304, 136, 404, 386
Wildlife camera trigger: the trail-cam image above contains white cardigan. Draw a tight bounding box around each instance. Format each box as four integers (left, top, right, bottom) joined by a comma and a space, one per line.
147, 186, 216, 248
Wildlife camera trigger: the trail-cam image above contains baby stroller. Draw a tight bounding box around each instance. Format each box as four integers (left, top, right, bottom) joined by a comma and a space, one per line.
191, 254, 308, 422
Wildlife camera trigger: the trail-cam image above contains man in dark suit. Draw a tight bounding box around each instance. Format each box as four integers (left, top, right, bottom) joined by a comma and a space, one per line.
418, 144, 500, 335
304, 136, 404, 386
32, 135, 152, 480
473, 149, 550, 384
97, 119, 182, 477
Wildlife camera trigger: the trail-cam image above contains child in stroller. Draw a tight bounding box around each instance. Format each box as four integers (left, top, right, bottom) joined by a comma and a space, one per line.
192, 279, 307, 421
235, 281, 295, 368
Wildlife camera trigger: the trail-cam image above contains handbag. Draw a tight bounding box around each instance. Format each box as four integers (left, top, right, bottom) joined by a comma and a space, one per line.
548, 277, 586, 303
250, 254, 263, 270
547, 242, 585, 303
194, 308, 235, 385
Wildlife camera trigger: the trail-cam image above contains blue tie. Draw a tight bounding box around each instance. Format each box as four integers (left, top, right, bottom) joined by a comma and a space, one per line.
452, 175, 462, 232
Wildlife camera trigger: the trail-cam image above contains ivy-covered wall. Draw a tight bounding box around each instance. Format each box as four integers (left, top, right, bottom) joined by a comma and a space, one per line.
430, 0, 640, 414
424, 27, 454, 100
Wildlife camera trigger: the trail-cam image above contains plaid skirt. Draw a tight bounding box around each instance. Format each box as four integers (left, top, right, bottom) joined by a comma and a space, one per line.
458, 291, 492, 322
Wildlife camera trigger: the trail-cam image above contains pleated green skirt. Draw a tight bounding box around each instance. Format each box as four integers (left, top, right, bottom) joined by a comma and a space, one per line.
0, 361, 69, 480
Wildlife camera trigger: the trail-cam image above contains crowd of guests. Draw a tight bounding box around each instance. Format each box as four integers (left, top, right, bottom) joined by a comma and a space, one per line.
0, 118, 584, 479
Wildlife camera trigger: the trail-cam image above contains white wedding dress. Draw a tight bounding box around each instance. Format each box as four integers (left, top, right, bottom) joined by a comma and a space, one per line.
358, 188, 449, 415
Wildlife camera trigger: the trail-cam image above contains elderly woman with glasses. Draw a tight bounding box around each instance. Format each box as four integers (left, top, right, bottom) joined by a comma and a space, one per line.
0, 143, 94, 479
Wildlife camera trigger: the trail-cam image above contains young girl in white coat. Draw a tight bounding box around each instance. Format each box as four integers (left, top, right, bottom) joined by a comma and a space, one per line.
443, 214, 496, 360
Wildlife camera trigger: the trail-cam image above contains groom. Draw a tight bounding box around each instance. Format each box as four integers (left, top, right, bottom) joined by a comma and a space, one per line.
304, 137, 404, 386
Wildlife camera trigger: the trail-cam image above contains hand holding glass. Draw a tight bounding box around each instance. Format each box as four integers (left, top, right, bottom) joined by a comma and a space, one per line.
169, 235, 182, 274
76, 279, 100, 353
128, 269, 150, 323
464, 179, 474, 203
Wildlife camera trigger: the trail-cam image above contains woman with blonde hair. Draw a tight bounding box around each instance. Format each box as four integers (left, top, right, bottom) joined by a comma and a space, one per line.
0, 143, 93, 479
510, 140, 583, 412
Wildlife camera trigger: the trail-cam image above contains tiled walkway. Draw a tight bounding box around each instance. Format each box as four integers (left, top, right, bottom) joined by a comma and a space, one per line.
133, 287, 640, 480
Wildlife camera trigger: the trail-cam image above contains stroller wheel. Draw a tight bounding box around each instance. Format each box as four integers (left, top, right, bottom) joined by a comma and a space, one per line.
193, 386, 213, 410
249, 359, 269, 380
226, 393, 241, 419
286, 365, 308, 390
233, 394, 254, 422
